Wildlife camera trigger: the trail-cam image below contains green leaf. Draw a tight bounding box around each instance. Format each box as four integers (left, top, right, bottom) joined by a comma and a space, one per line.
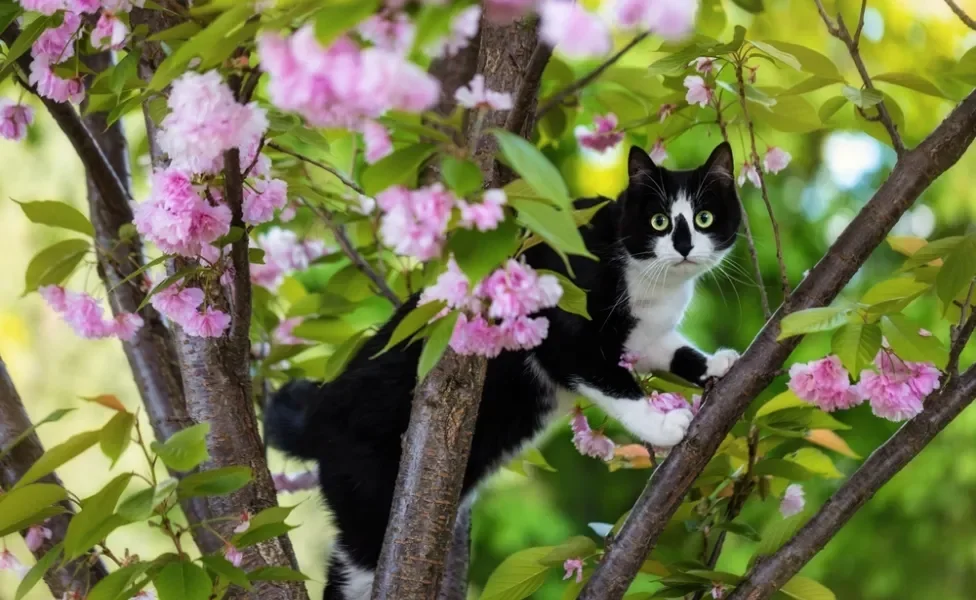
64, 473, 133, 559
249, 248, 266, 264
713, 520, 761, 541
361, 144, 436, 196
756, 41, 842, 79
0, 408, 74, 463
818, 96, 848, 123
376, 301, 446, 355
155, 560, 212, 600
780, 576, 836, 600
23, 239, 90, 294
14, 430, 101, 489
212, 226, 245, 247
441, 156, 484, 196
751, 96, 822, 133
753, 458, 814, 481
753, 513, 809, 561
235, 522, 296, 548
511, 197, 594, 259
749, 40, 800, 70
788, 448, 843, 479
900, 236, 963, 271
784, 75, 843, 96
540, 536, 597, 566
292, 317, 358, 345
147, 20, 203, 41
831, 323, 882, 375
756, 391, 808, 418
323, 330, 370, 382
99, 411, 135, 467
0, 14, 56, 84
936, 235, 976, 312
841, 85, 884, 108
538, 270, 589, 319
730, 0, 763, 14
418, 311, 460, 381
881, 315, 949, 369
494, 130, 572, 209
873, 72, 947, 99
520, 447, 557, 473
480, 546, 554, 600
118, 486, 156, 521
247, 566, 311, 582
87, 561, 154, 600
15, 543, 63, 600
314, 0, 379, 47
777, 307, 851, 340
200, 555, 252, 590
17, 200, 95, 236
177, 466, 252, 498
860, 277, 931, 317
151, 423, 210, 472
247, 504, 298, 530
447, 218, 521, 283
0, 484, 67, 537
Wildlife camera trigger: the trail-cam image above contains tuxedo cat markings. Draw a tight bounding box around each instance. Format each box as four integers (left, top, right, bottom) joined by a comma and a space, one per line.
264, 142, 742, 600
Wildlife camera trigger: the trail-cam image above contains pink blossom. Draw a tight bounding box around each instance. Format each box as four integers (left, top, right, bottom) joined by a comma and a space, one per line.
272, 469, 319, 493
712, 583, 726, 599
450, 313, 505, 357
499, 315, 549, 350
363, 120, 393, 164
644, 0, 698, 40
224, 544, 244, 567
25, 523, 53, 552
0, 549, 29, 579
250, 228, 327, 290
691, 394, 703, 415
233, 511, 251, 534
692, 57, 716, 75
427, 5, 482, 58
619, 351, 638, 371
184, 307, 231, 338
29, 58, 85, 104
562, 558, 584, 583
763, 147, 791, 174
134, 168, 232, 256
787, 355, 861, 412
455, 74, 513, 111
0, 101, 33, 141
39, 285, 68, 311
648, 391, 687, 413
683, 75, 712, 107
243, 177, 288, 225
61, 292, 113, 339
458, 189, 507, 231
856, 351, 941, 422
484, 0, 536, 23
420, 258, 477, 311
737, 161, 761, 188
112, 312, 145, 341
358, 13, 415, 54
482, 259, 563, 320
540, 0, 611, 60
150, 285, 205, 326
571, 409, 615, 461
32, 11, 81, 64
158, 71, 267, 174
780, 484, 805, 517
378, 184, 455, 261
274, 317, 309, 345
91, 12, 128, 50
18, 0, 66, 15
657, 103, 675, 123
649, 138, 667, 165
574, 113, 623, 153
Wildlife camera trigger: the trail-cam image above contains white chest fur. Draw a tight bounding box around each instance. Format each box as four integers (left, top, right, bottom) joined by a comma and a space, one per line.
622, 262, 695, 370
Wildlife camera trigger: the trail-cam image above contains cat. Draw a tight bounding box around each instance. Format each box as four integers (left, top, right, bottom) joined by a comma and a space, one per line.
263, 142, 742, 600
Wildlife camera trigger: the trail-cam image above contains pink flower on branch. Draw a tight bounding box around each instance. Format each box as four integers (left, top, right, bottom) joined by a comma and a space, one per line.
605, 0, 698, 39
788, 355, 860, 412
575, 113, 623, 153
540, 0, 611, 60
41, 285, 144, 341
648, 391, 687, 413
251, 227, 328, 291
91, 12, 128, 50
692, 56, 715, 75
737, 161, 761, 188
455, 75, 513, 111
426, 5, 482, 58
619, 351, 639, 371
358, 13, 415, 54
683, 75, 712, 107
224, 543, 244, 567
32, 11, 81, 64
378, 184, 455, 261
571, 409, 616, 461
0, 548, 30, 579
649, 138, 668, 165
363, 120, 393, 164
242, 177, 288, 225
563, 557, 584, 583
0, 101, 33, 141
763, 146, 791, 174
780, 483, 805, 517
857, 351, 941, 422
25, 522, 53, 552
458, 189, 507, 231
29, 58, 85, 104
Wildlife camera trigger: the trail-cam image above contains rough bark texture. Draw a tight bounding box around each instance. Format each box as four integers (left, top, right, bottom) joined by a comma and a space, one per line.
727, 367, 976, 600
578, 89, 976, 600
437, 506, 473, 600
372, 16, 548, 600
0, 355, 110, 598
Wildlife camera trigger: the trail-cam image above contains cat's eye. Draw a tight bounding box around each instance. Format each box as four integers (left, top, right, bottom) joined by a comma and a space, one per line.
695, 211, 714, 229
650, 214, 670, 231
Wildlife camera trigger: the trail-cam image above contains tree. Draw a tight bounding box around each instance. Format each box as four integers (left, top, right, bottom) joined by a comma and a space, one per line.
0, 0, 974, 599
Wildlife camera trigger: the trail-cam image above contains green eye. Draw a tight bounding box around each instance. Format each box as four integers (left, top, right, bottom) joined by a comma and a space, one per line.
695, 210, 714, 228
650, 214, 670, 231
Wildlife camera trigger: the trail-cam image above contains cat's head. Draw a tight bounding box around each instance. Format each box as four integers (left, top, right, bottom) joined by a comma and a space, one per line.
617, 142, 739, 280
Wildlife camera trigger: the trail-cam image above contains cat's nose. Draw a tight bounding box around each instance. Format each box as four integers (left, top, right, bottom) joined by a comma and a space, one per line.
672, 216, 693, 257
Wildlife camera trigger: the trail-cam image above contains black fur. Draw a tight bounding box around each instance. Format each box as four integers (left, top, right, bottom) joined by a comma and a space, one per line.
264, 143, 739, 599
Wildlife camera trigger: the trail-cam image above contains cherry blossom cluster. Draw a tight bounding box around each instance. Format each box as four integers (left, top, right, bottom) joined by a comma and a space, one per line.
780, 483, 806, 517
250, 227, 329, 291
738, 146, 792, 188
421, 258, 563, 357
40, 285, 144, 341
149, 283, 230, 338
788, 348, 942, 422
563, 557, 585, 583
0, 100, 33, 141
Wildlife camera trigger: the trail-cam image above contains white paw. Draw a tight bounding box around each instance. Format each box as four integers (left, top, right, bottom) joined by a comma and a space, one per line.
614, 402, 693, 448
705, 348, 739, 379
654, 408, 694, 447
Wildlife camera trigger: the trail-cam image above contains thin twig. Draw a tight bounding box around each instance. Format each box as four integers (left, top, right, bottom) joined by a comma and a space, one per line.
944, 0, 976, 30
267, 141, 365, 195
505, 41, 553, 134
852, 0, 868, 47
535, 33, 649, 119
948, 280, 976, 376
813, 0, 906, 155
300, 199, 402, 308
735, 61, 790, 304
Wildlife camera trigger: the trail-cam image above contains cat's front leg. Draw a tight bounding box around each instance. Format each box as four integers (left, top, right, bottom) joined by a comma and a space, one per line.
636, 331, 739, 384
573, 375, 693, 448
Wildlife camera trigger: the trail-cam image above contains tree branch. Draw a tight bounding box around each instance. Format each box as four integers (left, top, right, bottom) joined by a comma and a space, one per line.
944, 0, 976, 30
266, 141, 365, 195
948, 280, 976, 376
578, 89, 976, 600
813, 0, 906, 154
726, 365, 976, 600
0, 354, 110, 598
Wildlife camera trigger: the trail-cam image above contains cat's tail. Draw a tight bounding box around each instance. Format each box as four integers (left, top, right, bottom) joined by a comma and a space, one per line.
263, 379, 320, 459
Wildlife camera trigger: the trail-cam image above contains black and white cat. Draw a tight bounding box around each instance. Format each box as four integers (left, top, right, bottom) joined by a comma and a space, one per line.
264, 142, 742, 600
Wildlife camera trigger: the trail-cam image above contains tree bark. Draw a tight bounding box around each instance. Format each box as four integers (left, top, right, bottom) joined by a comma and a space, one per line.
578, 89, 976, 600
0, 354, 110, 598
727, 366, 976, 600
372, 16, 548, 600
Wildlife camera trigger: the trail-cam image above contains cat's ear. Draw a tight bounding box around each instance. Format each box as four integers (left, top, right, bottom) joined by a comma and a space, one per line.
701, 142, 734, 184
628, 145, 662, 184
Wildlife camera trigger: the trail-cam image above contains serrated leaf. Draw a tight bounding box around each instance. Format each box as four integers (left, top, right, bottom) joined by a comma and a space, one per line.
448, 218, 521, 283
842, 85, 884, 108
200, 555, 252, 590
860, 277, 930, 317
100, 411, 135, 467
783, 76, 843, 96
441, 156, 483, 196
751, 95, 822, 133
749, 40, 800, 70
14, 430, 101, 489
248, 504, 298, 529
757, 41, 841, 79
873, 72, 946, 99
818, 96, 847, 123
494, 130, 572, 209
323, 330, 370, 382
780, 576, 836, 600
64, 473, 133, 559
756, 390, 808, 418
177, 466, 252, 498
900, 236, 962, 271
17, 200, 94, 236
15, 543, 62, 600
418, 311, 460, 380
778, 307, 851, 340
0, 408, 74, 463
753, 458, 814, 481
0, 484, 67, 537
86, 561, 154, 600
235, 522, 296, 548
150, 423, 210, 472
787, 448, 843, 479
376, 301, 446, 356
155, 561, 212, 600
480, 546, 554, 600
831, 323, 882, 375
247, 566, 310, 582
361, 144, 436, 196
23, 239, 90, 294
936, 235, 976, 313
537, 270, 589, 319
118, 487, 156, 521
881, 314, 949, 369
511, 197, 594, 259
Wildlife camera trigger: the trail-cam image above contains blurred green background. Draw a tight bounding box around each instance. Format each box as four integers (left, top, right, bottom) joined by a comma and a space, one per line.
2, 0, 976, 598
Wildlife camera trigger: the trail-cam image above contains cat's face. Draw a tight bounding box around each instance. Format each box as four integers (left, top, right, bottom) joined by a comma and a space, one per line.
617, 142, 740, 281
